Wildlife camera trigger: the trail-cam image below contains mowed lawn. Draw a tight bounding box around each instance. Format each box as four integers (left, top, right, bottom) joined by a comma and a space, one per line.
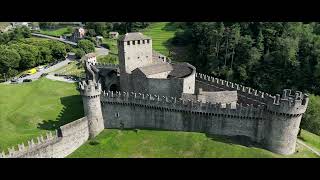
39, 27, 71, 37
68, 129, 319, 158
299, 129, 320, 153
143, 22, 179, 56
0, 78, 84, 152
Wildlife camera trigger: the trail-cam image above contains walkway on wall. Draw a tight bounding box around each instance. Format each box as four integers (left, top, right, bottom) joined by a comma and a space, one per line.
31, 33, 78, 46
297, 139, 320, 157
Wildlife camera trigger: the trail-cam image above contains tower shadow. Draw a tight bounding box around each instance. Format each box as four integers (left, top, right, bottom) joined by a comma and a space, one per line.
37, 95, 84, 130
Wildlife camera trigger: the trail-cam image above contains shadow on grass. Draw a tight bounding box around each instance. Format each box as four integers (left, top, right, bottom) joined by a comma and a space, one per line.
37, 95, 84, 130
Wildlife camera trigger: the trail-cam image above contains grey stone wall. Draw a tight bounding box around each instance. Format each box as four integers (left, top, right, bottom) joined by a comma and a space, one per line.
100, 89, 308, 155
197, 89, 238, 104
1, 117, 89, 158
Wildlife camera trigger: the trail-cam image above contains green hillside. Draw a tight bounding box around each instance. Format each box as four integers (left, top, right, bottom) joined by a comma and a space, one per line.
0, 78, 83, 152
69, 129, 319, 158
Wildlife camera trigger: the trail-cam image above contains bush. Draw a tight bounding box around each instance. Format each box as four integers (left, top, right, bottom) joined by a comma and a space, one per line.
301, 94, 320, 135
101, 43, 110, 49
75, 48, 85, 59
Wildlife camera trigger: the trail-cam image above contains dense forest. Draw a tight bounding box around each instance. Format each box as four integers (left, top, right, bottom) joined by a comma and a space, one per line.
171, 22, 320, 135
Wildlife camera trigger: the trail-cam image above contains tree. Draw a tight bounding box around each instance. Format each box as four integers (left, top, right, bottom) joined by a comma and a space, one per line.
75, 48, 85, 59
77, 39, 95, 54
51, 42, 67, 60
0, 48, 21, 77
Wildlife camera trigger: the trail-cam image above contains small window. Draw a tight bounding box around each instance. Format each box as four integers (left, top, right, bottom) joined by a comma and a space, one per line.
137, 56, 140, 59
115, 113, 120, 117
127, 41, 130, 45
128, 57, 130, 60
146, 56, 148, 58
137, 40, 140, 44
142, 40, 145, 44
146, 39, 150, 43
132, 41, 135, 45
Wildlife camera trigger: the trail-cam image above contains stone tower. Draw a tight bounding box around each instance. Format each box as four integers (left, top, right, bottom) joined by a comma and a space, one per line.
118, 32, 153, 91
264, 89, 309, 155
79, 79, 104, 138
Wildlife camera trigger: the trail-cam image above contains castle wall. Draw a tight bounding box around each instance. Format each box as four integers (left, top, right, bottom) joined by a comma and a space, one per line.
102, 98, 264, 142
1, 117, 89, 158
101, 91, 265, 144
195, 73, 267, 106
197, 90, 238, 104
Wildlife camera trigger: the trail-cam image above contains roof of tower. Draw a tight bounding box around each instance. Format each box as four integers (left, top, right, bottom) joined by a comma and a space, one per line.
119, 32, 151, 41
134, 63, 173, 76
168, 63, 194, 78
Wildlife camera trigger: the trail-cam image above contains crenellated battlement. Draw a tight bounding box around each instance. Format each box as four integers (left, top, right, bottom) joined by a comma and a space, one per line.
196, 73, 268, 105
266, 89, 309, 115
0, 131, 59, 158
101, 90, 265, 119
79, 80, 102, 97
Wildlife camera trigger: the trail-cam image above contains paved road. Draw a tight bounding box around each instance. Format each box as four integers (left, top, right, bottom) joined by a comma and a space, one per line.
46, 74, 77, 83
297, 139, 320, 157
95, 47, 109, 56
4, 59, 72, 84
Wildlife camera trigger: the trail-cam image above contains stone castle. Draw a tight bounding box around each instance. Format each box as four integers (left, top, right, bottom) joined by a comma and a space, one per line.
1, 32, 309, 158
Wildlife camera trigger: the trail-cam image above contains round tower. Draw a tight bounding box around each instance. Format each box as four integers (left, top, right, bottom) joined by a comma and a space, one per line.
264, 89, 309, 155
79, 80, 104, 138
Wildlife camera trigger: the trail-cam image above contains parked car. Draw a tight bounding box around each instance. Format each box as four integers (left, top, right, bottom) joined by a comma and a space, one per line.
19, 74, 28, 78
41, 73, 48, 77
23, 79, 32, 82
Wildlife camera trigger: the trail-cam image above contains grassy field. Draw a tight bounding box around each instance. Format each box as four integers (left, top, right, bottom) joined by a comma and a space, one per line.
142, 22, 179, 56
0, 78, 83, 152
53, 61, 85, 78
299, 129, 320, 153
68, 129, 319, 158
39, 27, 72, 37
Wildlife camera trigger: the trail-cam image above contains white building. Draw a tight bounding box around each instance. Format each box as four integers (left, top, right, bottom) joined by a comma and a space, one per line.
84, 53, 97, 65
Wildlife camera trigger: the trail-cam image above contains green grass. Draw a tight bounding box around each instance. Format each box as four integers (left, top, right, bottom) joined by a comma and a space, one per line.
68, 129, 319, 158
299, 129, 320, 153
53, 61, 85, 78
39, 27, 71, 37
142, 22, 179, 56
0, 78, 83, 152
102, 38, 118, 55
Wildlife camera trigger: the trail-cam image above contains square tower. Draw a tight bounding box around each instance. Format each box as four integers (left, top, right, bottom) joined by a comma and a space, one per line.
118, 32, 153, 74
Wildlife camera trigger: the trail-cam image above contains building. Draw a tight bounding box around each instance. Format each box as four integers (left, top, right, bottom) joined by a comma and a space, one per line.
1, 32, 310, 158
84, 53, 97, 65
109, 32, 119, 39
70, 27, 85, 42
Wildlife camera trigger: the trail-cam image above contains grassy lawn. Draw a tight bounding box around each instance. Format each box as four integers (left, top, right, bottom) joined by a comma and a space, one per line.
0, 78, 83, 152
39, 27, 72, 37
102, 38, 118, 55
142, 22, 180, 56
53, 61, 85, 78
299, 129, 320, 153
68, 129, 319, 158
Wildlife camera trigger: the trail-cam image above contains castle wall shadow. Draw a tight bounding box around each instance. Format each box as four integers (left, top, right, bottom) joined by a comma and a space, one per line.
37, 95, 84, 130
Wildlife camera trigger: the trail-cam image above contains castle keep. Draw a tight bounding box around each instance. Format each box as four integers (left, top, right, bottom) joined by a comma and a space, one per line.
1, 32, 309, 158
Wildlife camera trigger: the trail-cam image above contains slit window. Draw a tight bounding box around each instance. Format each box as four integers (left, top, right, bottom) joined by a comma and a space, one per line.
132, 41, 135, 45
146, 39, 150, 43
127, 41, 130, 45
137, 40, 140, 44
142, 40, 145, 44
